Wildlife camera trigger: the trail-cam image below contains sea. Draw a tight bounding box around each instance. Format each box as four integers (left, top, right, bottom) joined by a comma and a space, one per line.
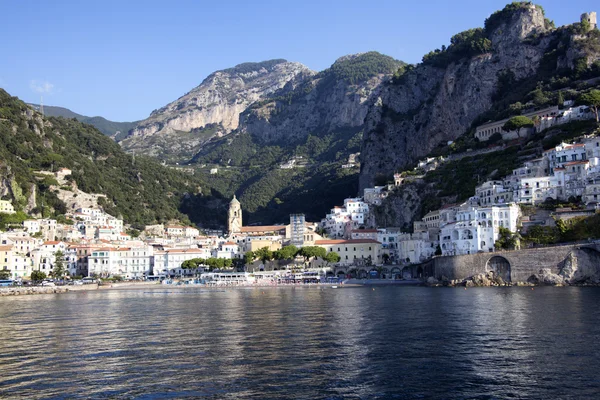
0, 286, 599, 399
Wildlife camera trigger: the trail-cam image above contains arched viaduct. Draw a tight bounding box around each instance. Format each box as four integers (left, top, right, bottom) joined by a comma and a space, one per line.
430, 243, 600, 282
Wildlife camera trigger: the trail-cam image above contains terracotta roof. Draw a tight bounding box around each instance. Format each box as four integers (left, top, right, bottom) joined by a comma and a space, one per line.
165, 249, 204, 254
240, 225, 286, 233
43, 241, 62, 245
564, 161, 589, 166
315, 239, 381, 245
222, 242, 237, 246
0, 245, 13, 251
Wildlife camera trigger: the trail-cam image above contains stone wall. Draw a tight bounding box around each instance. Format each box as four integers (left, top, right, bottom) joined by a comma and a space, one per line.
432, 244, 598, 282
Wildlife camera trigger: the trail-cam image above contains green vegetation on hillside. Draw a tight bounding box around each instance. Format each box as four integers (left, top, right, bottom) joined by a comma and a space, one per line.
222, 59, 288, 76
0, 89, 225, 227
422, 28, 491, 67
326, 52, 404, 85
190, 127, 362, 224
27, 103, 138, 137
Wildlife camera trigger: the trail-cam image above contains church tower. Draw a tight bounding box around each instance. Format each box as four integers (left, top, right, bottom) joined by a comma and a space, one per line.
228, 195, 242, 234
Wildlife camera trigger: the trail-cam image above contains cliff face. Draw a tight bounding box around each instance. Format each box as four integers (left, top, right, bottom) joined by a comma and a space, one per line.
127, 60, 313, 139
239, 53, 402, 143
359, 4, 552, 190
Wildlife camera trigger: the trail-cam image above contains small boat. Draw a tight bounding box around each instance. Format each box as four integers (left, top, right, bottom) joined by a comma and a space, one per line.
331, 285, 338, 289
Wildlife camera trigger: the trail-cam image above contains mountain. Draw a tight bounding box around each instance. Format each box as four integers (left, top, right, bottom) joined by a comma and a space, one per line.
240, 52, 404, 143
187, 52, 404, 224
1, 89, 226, 227
28, 103, 138, 139
359, 3, 600, 190
120, 59, 313, 163
364, 3, 600, 229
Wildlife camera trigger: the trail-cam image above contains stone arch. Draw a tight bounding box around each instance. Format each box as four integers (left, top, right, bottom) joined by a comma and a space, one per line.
381, 267, 390, 279
391, 267, 401, 279
357, 269, 368, 279
486, 256, 511, 282
402, 266, 412, 279
416, 266, 424, 278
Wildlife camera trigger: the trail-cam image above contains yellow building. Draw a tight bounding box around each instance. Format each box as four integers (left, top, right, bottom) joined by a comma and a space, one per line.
0, 200, 15, 214
315, 239, 381, 266
248, 239, 282, 252
0, 245, 12, 273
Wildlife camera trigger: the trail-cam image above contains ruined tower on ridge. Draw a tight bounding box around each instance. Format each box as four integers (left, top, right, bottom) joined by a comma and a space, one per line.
581, 12, 597, 29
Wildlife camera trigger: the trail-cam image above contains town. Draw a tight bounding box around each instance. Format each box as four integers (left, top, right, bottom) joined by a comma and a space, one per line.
1, 98, 600, 287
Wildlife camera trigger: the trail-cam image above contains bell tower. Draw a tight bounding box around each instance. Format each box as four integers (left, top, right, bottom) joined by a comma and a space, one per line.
228, 195, 242, 234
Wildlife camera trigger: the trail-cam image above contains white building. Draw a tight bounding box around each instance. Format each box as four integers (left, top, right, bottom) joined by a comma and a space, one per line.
545, 142, 587, 173
475, 180, 513, 206
515, 176, 561, 204
476, 106, 558, 142
88, 246, 153, 278
23, 220, 40, 234
396, 231, 436, 264
0, 200, 15, 214
152, 248, 208, 277
440, 204, 520, 256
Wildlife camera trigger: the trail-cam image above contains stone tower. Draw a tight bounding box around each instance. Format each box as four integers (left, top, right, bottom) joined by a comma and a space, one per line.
581, 12, 598, 29
228, 195, 242, 234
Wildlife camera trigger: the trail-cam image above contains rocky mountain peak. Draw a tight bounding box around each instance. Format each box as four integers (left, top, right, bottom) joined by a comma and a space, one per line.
486, 3, 551, 51
128, 60, 313, 140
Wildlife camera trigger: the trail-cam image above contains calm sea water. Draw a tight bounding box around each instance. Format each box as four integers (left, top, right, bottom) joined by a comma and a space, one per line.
1, 286, 599, 399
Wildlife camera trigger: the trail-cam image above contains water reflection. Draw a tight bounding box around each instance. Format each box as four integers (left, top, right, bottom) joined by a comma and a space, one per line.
0, 286, 599, 399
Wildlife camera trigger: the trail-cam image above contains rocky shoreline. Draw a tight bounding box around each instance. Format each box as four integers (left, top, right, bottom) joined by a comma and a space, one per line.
425, 269, 600, 288
0, 286, 77, 296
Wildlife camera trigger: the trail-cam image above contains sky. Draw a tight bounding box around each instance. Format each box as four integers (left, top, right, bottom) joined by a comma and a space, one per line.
0, 0, 598, 121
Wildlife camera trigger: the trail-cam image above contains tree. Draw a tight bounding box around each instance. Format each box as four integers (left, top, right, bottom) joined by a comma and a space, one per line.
0, 270, 10, 280
254, 247, 274, 264
31, 270, 47, 283
273, 245, 298, 261
579, 89, 600, 122
495, 227, 519, 250
182, 258, 204, 270
435, 245, 442, 256
323, 251, 341, 267
52, 251, 66, 279
298, 246, 327, 266
243, 251, 255, 266
557, 91, 564, 107
503, 116, 534, 138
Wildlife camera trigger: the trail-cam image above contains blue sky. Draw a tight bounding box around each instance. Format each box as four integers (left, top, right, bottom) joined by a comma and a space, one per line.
0, 0, 597, 121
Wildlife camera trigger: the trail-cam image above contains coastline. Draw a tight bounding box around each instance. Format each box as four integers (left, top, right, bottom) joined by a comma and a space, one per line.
3, 276, 599, 297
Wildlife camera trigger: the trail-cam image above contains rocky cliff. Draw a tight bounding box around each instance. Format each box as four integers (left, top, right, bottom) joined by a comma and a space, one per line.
240, 52, 403, 143
122, 59, 313, 160
359, 3, 555, 190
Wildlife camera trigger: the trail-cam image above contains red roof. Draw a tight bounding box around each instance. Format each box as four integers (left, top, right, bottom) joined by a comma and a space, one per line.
564, 161, 589, 166
165, 249, 204, 254
43, 241, 62, 245
240, 226, 285, 233
222, 242, 237, 246
315, 239, 381, 245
